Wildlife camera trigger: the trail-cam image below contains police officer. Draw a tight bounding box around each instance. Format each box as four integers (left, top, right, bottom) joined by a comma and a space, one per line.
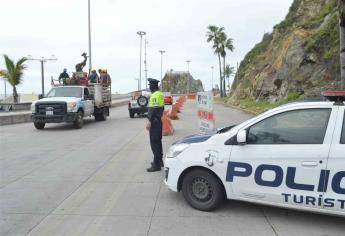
146, 78, 164, 172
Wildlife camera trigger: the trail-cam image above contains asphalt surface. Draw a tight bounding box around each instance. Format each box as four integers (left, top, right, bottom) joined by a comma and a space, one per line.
0, 101, 344, 236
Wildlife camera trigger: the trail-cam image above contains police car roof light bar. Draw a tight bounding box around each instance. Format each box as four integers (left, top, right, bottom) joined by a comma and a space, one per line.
321, 90, 345, 105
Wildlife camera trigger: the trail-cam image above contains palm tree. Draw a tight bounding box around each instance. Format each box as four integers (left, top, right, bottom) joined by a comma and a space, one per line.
219, 34, 234, 96
224, 64, 235, 94
207, 25, 225, 96
339, 0, 345, 89
0, 55, 27, 103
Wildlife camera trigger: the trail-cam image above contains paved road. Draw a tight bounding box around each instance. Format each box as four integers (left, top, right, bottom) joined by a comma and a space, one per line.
0, 101, 344, 236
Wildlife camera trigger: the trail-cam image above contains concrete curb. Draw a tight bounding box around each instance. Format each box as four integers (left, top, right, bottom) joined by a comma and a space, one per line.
0, 100, 129, 126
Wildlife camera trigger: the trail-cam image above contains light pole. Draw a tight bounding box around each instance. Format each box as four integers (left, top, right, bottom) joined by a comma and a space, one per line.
211, 66, 214, 92
159, 50, 165, 80
27, 55, 57, 96
186, 60, 191, 73
144, 39, 148, 89
4, 79, 6, 98
137, 31, 146, 91
186, 60, 191, 94
88, 0, 92, 72
134, 78, 140, 91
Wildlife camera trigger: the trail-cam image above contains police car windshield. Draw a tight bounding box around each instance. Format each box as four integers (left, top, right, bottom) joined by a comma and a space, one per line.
46, 87, 82, 98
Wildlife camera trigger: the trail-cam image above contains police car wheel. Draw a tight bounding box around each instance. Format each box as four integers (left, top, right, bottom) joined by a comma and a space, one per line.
137, 96, 148, 107
182, 169, 224, 211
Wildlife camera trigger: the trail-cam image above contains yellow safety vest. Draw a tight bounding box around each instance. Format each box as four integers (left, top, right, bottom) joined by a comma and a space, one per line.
148, 91, 164, 107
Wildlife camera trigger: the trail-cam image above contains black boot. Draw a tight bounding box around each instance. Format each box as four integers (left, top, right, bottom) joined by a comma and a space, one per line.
147, 164, 161, 172
151, 161, 164, 167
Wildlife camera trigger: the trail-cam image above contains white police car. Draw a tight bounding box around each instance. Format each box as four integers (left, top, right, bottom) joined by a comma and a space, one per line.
164, 91, 345, 217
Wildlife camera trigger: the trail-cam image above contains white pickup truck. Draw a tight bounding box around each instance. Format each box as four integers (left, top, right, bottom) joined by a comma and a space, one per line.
31, 84, 111, 129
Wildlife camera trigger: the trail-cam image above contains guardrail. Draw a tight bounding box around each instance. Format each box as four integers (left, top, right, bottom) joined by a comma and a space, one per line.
0, 103, 32, 111
0, 99, 129, 126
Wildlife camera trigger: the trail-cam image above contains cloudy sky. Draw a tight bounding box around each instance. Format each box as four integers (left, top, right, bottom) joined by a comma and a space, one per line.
0, 0, 293, 95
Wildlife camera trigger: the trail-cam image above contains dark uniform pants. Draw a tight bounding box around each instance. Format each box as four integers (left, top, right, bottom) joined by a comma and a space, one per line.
149, 119, 163, 166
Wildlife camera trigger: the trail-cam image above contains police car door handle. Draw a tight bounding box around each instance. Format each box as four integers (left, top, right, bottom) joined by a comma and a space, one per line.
301, 161, 318, 167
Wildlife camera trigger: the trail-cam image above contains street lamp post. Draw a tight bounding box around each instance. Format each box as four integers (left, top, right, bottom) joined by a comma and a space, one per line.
211, 66, 214, 92
88, 0, 92, 72
186, 60, 191, 94
4, 79, 6, 98
144, 39, 148, 89
186, 60, 191, 73
159, 50, 165, 80
137, 31, 146, 91
27, 55, 57, 96
134, 78, 140, 91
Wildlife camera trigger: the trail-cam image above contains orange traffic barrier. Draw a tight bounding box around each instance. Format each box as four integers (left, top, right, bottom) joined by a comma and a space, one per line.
162, 111, 174, 136
187, 94, 196, 100
175, 102, 181, 113
168, 105, 179, 120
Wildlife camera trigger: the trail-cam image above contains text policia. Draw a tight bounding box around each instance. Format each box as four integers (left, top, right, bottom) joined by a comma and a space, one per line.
226, 161, 345, 209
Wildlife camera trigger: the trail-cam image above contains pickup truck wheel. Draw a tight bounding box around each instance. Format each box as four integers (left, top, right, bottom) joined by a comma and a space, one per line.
34, 122, 45, 130
129, 110, 135, 118
73, 111, 84, 129
182, 169, 224, 211
100, 108, 107, 121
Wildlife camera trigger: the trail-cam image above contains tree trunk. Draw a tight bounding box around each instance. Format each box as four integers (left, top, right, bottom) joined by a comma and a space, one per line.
339, 0, 345, 89
223, 56, 226, 96
13, 85, 18, 103
340, 21, 345, 89
218, 53, 223, 97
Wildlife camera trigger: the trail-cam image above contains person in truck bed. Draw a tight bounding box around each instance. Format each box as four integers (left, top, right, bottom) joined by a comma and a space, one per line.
88, 69, 99, 83
58, 68, 70, 85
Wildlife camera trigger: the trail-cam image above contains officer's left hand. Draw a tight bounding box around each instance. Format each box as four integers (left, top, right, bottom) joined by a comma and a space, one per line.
146, 121, 151, 131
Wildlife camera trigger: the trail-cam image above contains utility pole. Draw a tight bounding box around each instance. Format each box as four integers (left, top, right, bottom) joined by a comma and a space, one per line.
159, 50, 166, 80
27, 55, 57, 96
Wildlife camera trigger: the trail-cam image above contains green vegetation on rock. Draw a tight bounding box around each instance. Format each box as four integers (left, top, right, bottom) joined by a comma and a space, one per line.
306, 12, 339, 61
228, 0, 340, 111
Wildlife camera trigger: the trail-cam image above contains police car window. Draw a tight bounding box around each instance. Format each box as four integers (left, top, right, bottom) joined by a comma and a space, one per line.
341, 110, 345, 144
247, 109, 331, 145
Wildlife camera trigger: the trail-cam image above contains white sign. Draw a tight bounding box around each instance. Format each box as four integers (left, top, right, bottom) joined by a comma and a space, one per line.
198, 119, 215, 134
197, 92, 215, 134
197, 92, 214, 111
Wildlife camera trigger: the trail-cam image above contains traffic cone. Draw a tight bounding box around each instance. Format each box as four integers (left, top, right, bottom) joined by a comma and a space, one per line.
168, 106, 179, 120
162, 111, 174, 136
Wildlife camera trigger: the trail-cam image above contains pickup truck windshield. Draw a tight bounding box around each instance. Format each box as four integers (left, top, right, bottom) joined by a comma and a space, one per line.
46, 87, 83, 98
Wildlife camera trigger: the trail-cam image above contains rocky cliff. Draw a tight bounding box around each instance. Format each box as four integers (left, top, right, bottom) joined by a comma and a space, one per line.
230, 0, 340, 102
161, 71, 204, 94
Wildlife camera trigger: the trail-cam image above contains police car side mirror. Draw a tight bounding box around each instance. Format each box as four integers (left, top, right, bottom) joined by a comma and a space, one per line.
237, 130, 247, 145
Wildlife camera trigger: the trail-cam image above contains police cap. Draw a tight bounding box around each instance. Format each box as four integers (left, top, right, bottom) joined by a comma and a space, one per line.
148, 78, 160, 85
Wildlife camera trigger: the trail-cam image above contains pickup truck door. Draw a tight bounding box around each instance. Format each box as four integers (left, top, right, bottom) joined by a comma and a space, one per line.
324, 106, 345, 213
228, 107, 338, 210
83, 88, 94, 116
